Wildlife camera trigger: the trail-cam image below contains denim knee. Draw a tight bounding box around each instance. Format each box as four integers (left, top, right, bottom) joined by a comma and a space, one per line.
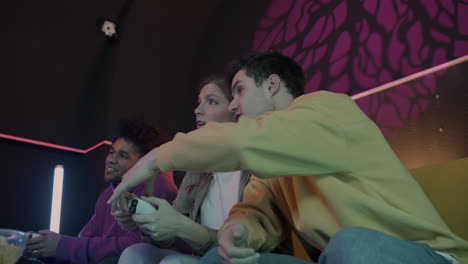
160, 254, 200, 264
320, 227, 452, 264
320, 226, 381, 262
330, 226, 377, 243
199, 247, 222, 264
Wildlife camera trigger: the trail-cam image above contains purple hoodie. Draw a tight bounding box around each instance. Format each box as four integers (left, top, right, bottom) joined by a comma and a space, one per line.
55, 172, 178, 263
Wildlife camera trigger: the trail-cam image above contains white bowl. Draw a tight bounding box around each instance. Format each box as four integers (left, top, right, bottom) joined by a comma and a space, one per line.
0, 228, 28, 264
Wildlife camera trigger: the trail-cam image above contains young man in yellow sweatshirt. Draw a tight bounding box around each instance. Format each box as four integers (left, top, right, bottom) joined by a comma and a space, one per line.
109, 52, 468, 264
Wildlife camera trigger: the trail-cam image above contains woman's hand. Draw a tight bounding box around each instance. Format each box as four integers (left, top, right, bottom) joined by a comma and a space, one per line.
132, 196, 184, 241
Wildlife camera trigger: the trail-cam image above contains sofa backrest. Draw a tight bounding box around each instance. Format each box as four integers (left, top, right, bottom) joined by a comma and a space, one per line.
293, 157, 468, 260
410, 156, 468, 241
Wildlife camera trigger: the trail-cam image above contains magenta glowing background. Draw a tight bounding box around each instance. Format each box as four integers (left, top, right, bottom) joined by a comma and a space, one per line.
252, 0, 468, 137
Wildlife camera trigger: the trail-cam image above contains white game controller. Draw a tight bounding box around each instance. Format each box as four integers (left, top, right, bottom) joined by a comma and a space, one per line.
28, 231, 40, 238
127, 197, 157, 215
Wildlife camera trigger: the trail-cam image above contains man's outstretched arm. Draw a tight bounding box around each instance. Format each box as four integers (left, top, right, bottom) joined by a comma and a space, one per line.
157, 92, 355, 177
109, 92, 358, 205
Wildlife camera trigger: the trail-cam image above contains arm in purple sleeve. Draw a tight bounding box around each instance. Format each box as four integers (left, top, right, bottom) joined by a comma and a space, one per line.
55, 188, 144, 263
55, 173, 178, 263
77, 198, 102, 238
56, 230, 142, 263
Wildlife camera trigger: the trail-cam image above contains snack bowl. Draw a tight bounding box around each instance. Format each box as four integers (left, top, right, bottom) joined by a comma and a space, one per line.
0, 228, 28, 264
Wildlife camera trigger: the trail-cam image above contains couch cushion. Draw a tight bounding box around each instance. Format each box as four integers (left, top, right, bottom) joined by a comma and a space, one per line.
410, 157, 468, 241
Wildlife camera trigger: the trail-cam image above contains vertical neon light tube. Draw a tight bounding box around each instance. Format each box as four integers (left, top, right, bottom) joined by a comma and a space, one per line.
50, 165, 64, 233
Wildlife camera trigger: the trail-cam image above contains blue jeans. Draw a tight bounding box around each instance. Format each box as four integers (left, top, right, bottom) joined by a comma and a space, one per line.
200, 227, 452, 264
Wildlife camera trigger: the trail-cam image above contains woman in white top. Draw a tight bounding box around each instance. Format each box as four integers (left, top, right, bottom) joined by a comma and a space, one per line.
116, 75, 252, 264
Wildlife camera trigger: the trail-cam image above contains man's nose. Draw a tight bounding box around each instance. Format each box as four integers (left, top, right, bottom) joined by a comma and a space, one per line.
228, 98, 238, 113
106, 154, 117, 164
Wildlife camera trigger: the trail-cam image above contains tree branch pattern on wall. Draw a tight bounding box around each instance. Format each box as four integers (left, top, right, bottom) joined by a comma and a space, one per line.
253, 0, 468, 137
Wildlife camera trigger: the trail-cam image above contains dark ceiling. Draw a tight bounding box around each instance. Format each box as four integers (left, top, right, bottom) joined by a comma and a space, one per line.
1, 0, 270, 146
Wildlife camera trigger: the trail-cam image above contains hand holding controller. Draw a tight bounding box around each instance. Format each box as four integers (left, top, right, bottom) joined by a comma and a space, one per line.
28, 231, 40, 239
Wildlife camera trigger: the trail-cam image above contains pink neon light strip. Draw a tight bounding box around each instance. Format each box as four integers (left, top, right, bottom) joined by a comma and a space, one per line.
0, 133, 111, 154
351, 54, 468, 100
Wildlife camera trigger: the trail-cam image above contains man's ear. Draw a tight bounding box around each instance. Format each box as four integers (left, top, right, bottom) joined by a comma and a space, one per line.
266, 74, 281, 97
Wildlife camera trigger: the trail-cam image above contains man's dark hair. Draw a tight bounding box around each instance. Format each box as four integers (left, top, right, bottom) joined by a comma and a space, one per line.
227, 52, 305, 98
112, 119, 169, 156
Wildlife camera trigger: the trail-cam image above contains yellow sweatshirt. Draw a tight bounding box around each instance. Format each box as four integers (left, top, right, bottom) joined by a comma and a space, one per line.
157, 91, 468, 263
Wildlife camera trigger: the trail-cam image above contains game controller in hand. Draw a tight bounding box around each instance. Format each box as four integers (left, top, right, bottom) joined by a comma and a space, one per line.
28, 232, 40, 239
127, 197, 157, 215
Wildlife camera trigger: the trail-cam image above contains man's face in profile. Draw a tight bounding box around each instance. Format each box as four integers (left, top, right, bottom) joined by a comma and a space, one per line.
104, 137, 141, 183
229, 69, 275, 121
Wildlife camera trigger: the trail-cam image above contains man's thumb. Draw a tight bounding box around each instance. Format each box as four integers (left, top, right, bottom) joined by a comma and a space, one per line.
233, 228, 244, 239
232, 225, 248, 247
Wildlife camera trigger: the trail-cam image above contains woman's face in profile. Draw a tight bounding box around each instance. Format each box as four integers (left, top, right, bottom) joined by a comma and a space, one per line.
194, 83, 234, 128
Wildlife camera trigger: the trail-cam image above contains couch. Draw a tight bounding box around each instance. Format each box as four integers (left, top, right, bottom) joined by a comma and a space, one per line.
293, 156, 468, 260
